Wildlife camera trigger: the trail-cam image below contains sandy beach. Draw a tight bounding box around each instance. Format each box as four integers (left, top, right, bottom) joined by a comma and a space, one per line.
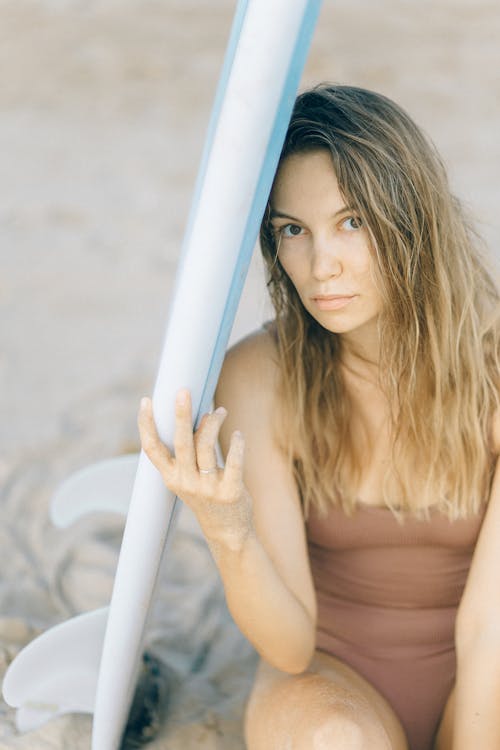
1, 0, 499, 747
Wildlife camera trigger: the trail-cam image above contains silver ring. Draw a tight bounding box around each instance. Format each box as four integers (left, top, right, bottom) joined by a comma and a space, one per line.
199, 467, 218, 475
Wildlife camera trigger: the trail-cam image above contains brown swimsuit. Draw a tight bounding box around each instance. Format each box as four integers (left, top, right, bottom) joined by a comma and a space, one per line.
306, 503, 485, 750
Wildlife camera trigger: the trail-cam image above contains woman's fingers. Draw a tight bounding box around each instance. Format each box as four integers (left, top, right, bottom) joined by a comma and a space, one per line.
194, 406, 227, 473
173, 389, 197, 472
138, 397, 174, 475
138, 394, 245, 512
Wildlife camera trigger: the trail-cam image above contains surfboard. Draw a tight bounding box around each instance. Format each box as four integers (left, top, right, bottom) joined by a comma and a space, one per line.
3, 1, 323, 747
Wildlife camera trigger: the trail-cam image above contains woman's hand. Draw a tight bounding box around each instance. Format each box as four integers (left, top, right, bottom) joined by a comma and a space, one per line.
138, 389, 253, 551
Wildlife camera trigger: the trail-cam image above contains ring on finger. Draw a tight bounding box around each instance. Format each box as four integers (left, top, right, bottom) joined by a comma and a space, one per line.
199, 466, 218, 475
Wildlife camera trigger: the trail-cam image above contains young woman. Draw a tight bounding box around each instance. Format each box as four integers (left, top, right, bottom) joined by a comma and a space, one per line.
138, 85, 500, 750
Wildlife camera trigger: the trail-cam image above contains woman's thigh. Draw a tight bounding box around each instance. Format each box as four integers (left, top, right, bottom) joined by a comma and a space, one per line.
245, 650, 409, 750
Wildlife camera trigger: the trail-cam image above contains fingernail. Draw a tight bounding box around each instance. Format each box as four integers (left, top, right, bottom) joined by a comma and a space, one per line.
140, 397, 150, 410
215, 406, 227, 417
176, 389, 189, 405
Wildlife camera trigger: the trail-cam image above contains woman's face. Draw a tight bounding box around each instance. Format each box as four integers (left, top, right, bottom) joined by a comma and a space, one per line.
270, 149, 383, 350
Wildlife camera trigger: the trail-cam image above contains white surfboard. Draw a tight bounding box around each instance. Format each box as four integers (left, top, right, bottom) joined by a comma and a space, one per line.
3, 1, 323, 747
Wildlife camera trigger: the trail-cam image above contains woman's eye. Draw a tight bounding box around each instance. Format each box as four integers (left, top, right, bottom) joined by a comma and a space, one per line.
341, 216, 363, 231
280, 223, 304, 238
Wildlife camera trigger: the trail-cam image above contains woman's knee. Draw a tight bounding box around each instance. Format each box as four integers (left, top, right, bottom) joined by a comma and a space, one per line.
245, 670, 392, 750
309, 707, 372, 750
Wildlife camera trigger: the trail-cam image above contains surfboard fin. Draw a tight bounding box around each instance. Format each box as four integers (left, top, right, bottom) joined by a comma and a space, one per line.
2, 608, 107, 732
3, 608, 176, 744
50, 454, 139, 527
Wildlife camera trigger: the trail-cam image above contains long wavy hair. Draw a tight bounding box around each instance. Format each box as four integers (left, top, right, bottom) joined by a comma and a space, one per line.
260, 84, 500, 520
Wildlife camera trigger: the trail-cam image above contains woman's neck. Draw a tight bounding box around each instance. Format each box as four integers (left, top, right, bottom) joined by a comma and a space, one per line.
339, 314, 381, 366
339, 333, 381, 387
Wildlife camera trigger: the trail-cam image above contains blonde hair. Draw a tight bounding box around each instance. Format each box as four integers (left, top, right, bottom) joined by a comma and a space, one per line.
260, 84, 500, 519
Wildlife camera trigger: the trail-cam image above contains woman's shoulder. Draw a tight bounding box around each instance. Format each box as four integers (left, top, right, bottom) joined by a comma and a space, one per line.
216, 323, 280, 405
223, 323, 279, 377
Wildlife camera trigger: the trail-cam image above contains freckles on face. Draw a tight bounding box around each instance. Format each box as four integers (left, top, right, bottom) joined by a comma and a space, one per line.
269, 149, 383, 336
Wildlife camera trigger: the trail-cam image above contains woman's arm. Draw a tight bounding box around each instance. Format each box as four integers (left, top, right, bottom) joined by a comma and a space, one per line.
138, 329, 316, 674
453, 437, 500, 748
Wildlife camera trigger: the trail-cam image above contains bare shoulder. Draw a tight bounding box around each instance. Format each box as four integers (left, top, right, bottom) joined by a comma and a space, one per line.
220, 324, 279, 378
216, 324, 280, 409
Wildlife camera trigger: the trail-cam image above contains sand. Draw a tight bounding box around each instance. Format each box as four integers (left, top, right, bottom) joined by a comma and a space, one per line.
0, 0, 499, 747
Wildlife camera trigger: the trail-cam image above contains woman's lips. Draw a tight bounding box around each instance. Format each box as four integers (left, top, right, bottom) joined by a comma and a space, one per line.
312, 295, 357, 311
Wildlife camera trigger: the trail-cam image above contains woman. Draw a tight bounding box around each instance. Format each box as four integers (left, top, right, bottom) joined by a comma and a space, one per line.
138, 85, 500, 750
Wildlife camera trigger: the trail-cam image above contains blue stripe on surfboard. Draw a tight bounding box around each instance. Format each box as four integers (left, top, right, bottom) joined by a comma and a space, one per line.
176, 0, 250, 277
195, 0, 324, 422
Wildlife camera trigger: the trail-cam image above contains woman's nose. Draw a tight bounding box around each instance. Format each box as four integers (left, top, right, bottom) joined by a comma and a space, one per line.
311, 234, 342, 280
